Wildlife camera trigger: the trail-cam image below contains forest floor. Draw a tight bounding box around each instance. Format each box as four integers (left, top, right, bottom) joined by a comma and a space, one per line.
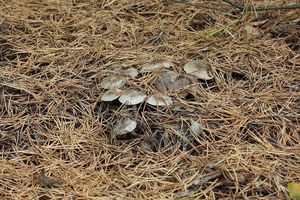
0, 0, 300, 199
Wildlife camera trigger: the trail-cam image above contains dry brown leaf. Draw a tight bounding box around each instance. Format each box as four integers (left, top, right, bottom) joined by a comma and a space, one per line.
243, 25, 260, 37
189, 13, 215, 31
139, 141, 153, 151
34, 169, 55, 188
251, 19, 268, 27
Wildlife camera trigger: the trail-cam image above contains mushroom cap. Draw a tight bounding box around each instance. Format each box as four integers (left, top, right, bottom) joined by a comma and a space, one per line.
101, 76, 124, 89
113, 117, 137, 135
146, 94, 173, 106
101, 89, 123, 101
119, 68, 139, 78
118, 90, 147, 105
141, 60, 173, 73
183, 60, 213, 80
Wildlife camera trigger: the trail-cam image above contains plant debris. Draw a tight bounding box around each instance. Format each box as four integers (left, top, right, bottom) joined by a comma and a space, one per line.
287, 182, 300, 200
34, 169, 56, 188
243, 24, 261, 37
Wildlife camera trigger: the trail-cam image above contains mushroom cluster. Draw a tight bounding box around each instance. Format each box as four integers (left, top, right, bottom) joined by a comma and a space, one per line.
101, 59, 213, 106
99, 59, 214, 140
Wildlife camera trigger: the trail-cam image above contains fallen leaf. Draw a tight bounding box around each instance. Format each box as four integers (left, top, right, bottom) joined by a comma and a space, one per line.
139, 141, 153, 151
189, 13, 216, 31
35, 169, 55, 188
101, 76, 124, 89
46, 0, 60, 4
118, 90, 147, 105
288, 182, 300, 200
236, 173, 246, 184
146, 94, 173, 106
250, 19, 268, 27
101, 89, 123, 101
183, 60, 213, 80
113, 117, 137, 135
243, 25, 260, 37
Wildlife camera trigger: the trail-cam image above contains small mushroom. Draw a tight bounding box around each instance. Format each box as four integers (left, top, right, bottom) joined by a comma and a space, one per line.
168, 75, 193, 91
146, 94, 173, 106
101, 89, 123, 102
141, 60, 173, 73
113, 117, 137, 135
154, 70, 179, 92
119, 68, 139, 78
183, 60, 213, 80
101, 76, 124, 89
118, 90, 147, 105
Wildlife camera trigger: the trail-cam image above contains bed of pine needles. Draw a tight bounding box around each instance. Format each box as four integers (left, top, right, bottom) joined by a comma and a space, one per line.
0, 0, 300, 199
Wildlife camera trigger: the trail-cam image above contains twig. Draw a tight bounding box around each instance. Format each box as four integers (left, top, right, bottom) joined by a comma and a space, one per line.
231, 3, 300, 13
223, 0, 243, 10
166, 0, 300, 14
103, 0, 117, 8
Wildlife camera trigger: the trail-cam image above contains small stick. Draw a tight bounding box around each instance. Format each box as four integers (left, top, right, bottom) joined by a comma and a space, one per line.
166, 0, 300, 13
223, 0, 243, 10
